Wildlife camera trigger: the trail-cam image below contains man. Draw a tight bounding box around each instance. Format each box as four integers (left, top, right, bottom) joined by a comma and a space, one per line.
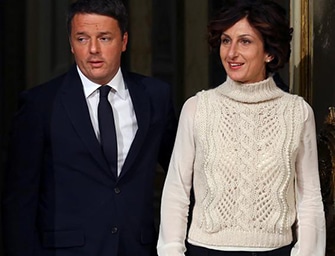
1, 0, 177, 255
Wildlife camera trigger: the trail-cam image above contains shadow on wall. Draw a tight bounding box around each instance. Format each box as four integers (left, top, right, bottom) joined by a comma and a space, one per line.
312, 0, 335, 131
317, 107, 335, 256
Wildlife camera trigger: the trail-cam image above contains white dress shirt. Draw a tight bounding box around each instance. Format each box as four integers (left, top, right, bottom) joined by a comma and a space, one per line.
77, 66, 138, 176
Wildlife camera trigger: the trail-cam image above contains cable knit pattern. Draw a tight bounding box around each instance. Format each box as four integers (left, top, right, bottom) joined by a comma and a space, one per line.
188, 76, 305, 248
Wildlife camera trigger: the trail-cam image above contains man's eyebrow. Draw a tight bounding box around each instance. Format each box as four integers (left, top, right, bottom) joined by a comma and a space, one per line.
73, 31, 113, 36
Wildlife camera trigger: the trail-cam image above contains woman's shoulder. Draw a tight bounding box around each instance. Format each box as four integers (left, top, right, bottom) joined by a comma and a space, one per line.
281, 92, 314, 123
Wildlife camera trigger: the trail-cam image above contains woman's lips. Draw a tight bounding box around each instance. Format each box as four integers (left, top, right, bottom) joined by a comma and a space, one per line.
228, 62, 244, 69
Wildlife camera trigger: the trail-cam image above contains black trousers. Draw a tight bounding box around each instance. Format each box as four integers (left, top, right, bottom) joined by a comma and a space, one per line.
186, 242, 293, 256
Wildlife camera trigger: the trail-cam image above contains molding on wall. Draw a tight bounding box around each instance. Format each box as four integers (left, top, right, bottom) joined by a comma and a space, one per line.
300, 0, 313, 103
290, 0, 313, 103
290, 0, 301, 95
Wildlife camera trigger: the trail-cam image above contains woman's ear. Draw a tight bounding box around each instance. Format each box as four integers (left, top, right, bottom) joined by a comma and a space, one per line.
265, 54, 274, 63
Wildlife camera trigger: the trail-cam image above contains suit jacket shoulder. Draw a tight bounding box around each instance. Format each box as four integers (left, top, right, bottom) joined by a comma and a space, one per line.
19, 66, 77, 108
123, 71, 171, 95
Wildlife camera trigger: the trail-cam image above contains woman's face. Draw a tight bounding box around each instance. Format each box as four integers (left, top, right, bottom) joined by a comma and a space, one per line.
220, 17, 272, 84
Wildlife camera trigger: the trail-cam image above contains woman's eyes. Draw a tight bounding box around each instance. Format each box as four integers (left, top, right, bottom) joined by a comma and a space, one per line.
221, 37, 252, 45
221, 38, 231, 44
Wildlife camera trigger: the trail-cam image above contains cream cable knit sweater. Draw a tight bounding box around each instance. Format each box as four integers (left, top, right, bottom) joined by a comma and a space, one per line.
158, 76, 326, 256
190, 76, 302, 247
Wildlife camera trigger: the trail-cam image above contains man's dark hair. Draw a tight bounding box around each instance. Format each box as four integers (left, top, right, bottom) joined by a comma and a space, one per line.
67, 0, 128, 36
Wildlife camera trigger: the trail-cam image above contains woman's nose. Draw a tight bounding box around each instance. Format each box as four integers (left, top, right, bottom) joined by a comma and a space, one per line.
228, 44, 238, 59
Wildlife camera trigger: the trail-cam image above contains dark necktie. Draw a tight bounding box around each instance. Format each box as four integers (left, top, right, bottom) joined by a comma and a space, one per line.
98, 85, 118, 177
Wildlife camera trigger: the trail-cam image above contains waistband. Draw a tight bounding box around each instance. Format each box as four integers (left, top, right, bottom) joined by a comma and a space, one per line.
186, 242, 293, 256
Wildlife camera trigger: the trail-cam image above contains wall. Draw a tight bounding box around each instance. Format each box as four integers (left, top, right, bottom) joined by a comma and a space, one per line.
26, 0, 73, 89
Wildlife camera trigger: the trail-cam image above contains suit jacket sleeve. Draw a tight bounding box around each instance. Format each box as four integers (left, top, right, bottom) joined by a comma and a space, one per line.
157, 82, 177, 172
2, 90, 45, 256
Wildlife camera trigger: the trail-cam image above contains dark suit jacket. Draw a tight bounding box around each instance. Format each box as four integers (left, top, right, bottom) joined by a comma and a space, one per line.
1, 65, 177, 256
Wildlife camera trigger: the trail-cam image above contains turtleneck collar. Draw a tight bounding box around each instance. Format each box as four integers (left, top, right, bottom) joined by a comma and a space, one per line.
216, 75, 285, 103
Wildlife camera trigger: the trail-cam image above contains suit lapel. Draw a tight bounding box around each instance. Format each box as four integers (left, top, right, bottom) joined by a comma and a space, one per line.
59, 66, 113, 179
119, 73, 151, 178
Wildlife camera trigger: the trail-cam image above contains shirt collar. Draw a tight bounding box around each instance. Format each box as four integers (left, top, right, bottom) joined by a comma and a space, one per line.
77, 66, 127, 100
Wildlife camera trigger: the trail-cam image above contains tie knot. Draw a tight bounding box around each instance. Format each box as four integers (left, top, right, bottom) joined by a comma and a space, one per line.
99, 85, 111, 98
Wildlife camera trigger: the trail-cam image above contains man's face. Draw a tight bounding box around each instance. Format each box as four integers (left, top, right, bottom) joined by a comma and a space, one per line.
70, 13, 128, 85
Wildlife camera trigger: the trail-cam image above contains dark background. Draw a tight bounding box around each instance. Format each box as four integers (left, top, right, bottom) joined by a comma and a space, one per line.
2, 0, 335, 254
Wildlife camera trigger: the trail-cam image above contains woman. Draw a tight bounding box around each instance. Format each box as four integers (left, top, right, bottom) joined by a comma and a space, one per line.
157, 0, 326, 255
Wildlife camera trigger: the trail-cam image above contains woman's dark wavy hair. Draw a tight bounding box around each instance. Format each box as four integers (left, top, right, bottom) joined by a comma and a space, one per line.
67, 0, 128, 36
208, 0, 293, 73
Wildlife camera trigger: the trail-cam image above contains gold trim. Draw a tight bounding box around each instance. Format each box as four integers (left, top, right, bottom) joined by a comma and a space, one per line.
299, 0, 313, 103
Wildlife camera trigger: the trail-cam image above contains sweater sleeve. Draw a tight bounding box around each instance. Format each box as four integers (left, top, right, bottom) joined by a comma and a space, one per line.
157, 96, 197, 256
291, 102, 326, 256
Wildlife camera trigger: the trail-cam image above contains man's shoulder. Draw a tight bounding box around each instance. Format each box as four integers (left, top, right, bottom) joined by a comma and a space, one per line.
29, 72, 65, 92
123, 70, 170, 88
20, 69, 73, 109
26, 65, 78, 97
